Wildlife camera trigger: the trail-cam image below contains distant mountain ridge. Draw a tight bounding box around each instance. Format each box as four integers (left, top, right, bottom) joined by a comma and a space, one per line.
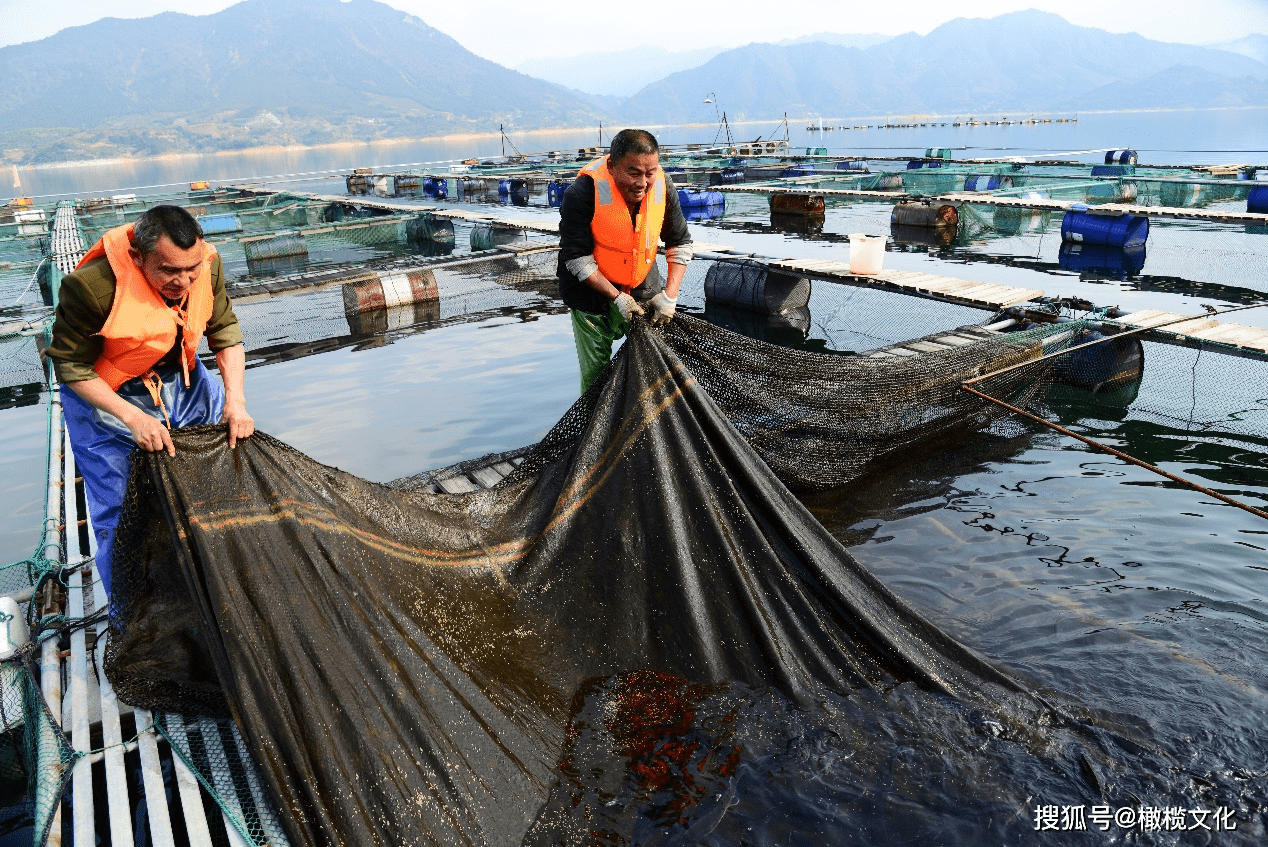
1214, 33, 1268, 65
0, 0, 600, 163
619, 11, 1268, 123
0, 3, 1264, 165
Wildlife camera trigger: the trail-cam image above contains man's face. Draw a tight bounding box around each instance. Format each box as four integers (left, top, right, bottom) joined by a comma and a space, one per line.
130, 234, 204, 301
610, 152, 659, 206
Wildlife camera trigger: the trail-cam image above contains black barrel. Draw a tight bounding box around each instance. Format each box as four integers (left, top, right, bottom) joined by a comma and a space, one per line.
703, 257, 811, 314
704, 302, 812, 346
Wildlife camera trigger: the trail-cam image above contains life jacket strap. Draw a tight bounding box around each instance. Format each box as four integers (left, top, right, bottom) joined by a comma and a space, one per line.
139, 370, 172, 430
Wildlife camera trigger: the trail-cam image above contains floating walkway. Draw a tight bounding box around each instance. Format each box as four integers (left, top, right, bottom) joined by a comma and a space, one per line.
399, 451, 530, 494
51, 202, 87, 274
714, 184, 1268, 227
765, 258, 1044, 309
235, 189, 561, 236
937, 192, 1268, 227
34, 369, 288, 847
1108, 309, 1268, 354
718, 185, 901, 201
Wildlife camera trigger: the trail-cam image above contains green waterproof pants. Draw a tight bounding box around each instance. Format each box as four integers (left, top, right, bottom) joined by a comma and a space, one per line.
571, 302, 628, 394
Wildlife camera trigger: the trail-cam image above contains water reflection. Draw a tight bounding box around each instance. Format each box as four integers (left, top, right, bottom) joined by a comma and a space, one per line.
1058, 242, 1147, 277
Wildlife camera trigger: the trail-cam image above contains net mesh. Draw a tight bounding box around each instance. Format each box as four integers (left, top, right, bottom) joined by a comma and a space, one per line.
3, 190, 1268, 844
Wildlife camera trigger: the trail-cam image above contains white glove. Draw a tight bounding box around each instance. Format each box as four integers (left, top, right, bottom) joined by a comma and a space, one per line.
648, 292, 677, 326
614, 292, 645, 322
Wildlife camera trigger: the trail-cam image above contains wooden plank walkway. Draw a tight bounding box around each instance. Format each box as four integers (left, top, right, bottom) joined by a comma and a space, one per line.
24, 352, 292, 847
51, 202, 87, 274
717, 185, 903, 200
406, 454, 527, 494
1108, 309, 1268, 354
863, 323, 1006, 358
239, 189, 564, 237
937, 192, 1268, 226
713, 183, 1268, 226
768, 258, 1044, 309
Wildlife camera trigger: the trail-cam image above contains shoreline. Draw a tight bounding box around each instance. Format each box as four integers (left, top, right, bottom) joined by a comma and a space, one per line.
10, 106, 1267, 173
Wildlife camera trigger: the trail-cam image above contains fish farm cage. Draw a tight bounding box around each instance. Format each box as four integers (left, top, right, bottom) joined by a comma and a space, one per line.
2, 139, 1268, 847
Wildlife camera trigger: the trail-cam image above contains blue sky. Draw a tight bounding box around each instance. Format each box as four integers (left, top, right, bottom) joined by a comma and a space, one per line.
2, 0, 1266, 63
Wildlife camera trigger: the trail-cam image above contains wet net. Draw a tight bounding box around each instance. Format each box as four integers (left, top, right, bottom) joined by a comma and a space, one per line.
98, 313, 1185, 847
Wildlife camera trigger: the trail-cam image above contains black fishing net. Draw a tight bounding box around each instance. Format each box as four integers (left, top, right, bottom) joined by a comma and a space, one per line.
100, 315, 1258, 846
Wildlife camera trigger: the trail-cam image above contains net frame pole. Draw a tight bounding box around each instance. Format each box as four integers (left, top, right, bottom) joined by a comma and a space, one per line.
37, 363, 64, 847
960, 383, 1268, 522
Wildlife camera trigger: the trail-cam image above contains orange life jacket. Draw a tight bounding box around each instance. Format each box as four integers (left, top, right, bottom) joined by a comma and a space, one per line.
77, 223, 216, 391
582, 155, 666, 292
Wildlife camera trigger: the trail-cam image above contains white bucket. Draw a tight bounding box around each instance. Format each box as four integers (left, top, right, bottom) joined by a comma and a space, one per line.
1, 596, 31, 731
848, 234, 886, 275
0, 597, 29, 660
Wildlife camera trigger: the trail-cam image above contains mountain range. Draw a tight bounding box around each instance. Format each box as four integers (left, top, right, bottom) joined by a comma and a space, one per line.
1, 1, 1265, 165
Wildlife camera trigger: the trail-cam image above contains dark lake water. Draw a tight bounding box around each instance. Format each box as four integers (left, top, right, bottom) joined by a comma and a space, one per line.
3, 109, 1267, 844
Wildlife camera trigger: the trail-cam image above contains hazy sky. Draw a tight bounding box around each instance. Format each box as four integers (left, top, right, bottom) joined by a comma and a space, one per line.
2, 0, 1266, 64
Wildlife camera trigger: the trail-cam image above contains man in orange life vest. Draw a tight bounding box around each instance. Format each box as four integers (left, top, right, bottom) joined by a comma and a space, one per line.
557, 128, 693, 392
47, 205, 253, 597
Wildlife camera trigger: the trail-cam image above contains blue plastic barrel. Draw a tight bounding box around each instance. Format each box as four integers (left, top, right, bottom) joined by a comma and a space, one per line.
422, 177, 448, 199
781, 164, 816, 177
1061, 206, 1149, 247
497, 179, 529, 205
1248, 186, 1268, 214
963, 174, 1012, 192
1059, 242, 1146, 277
1091, 165, 1135, 177
835, 160, 867, 170
1104, 150, 1137, 165
198, 213, 242, 235
708, 169, 745, 186
547, 181, 570, 207
678, 188, 726, 209
683, 204, 725, 222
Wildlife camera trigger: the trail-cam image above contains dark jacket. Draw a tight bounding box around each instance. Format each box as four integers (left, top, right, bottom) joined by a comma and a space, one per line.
556, 171, 693, 314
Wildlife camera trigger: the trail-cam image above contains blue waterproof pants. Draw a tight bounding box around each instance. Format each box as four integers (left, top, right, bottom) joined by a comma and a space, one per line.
61, 359, 225, 597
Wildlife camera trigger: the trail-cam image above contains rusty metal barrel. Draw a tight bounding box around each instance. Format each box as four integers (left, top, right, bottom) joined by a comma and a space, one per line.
342, 268, 439, 313
770, 193, 826, 217
890, 201, 958, 229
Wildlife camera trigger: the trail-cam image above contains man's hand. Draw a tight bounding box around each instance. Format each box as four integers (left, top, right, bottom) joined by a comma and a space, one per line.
221, 399, 255, 449
123, 409, 176, 457
215, 344, 253, 448
614, 292, 645, 323
647, 292, 677, 326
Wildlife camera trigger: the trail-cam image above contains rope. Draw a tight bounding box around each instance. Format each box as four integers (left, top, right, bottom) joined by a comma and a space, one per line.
963, 300, 1268, 523
962, 383, 1268, 522
963, 301, 1268, 388
7, 257, 48, 308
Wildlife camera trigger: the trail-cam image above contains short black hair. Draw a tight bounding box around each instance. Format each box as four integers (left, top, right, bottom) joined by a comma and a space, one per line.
608, 129, 659, 165
132, 205, 204, 254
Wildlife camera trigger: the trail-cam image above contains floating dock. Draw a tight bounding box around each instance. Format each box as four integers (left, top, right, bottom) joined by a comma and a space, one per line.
937, 192, 1268, 227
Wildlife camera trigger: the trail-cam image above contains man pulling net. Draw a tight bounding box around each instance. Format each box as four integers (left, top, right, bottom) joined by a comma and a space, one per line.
557, 128, 694, 392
